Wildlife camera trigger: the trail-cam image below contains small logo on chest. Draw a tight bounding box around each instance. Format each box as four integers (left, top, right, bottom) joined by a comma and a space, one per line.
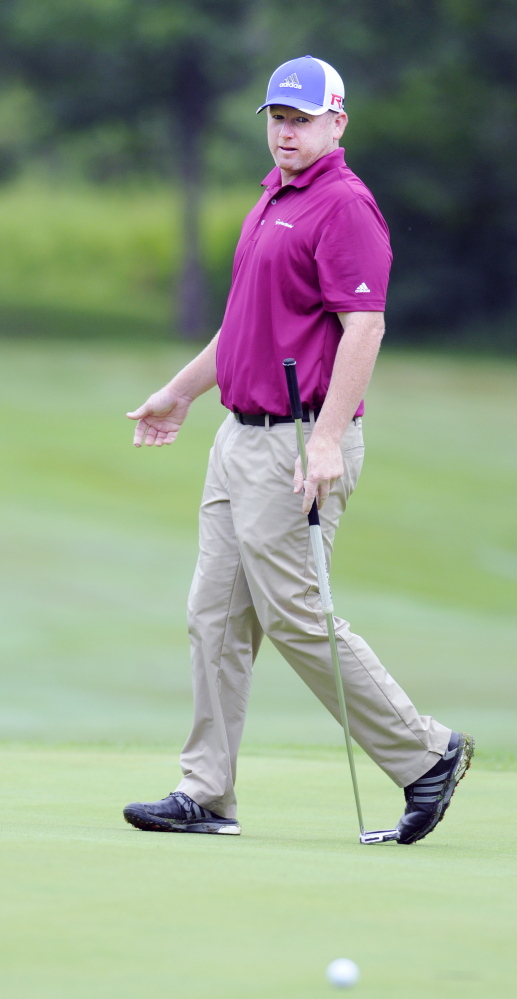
275, 219, 294, 229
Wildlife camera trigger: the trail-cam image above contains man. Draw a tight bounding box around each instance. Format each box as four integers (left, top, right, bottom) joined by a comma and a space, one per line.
123, 55, 474, 844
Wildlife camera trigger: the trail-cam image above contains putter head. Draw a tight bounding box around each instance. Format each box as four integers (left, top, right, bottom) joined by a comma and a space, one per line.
360, 828, 400, 845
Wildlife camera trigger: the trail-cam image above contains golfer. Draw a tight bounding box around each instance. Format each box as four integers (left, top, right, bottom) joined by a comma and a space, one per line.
123, 56, 473, 844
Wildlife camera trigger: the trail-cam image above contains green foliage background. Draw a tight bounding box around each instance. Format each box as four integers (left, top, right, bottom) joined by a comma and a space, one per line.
0, 0, 515, 343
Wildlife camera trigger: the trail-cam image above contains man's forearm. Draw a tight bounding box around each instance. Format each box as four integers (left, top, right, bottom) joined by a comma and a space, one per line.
168, 329, 220, 402
312, 311, 385, 445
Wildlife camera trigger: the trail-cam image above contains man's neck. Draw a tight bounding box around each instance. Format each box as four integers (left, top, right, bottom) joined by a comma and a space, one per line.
278, 144, 338, 188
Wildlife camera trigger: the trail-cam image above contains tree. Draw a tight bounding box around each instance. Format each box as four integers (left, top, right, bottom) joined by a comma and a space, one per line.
0, 0, 264, 338
267, 0, 517, 344
1, 0, 516, 346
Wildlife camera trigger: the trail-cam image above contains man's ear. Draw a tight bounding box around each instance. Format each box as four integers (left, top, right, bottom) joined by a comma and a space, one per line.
334, 111, 348, 138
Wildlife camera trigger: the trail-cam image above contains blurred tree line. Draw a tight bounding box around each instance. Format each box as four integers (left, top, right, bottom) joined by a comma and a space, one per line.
0, 0, 515, 347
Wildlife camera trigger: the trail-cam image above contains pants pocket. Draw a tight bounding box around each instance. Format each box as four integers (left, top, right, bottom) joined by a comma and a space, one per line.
341, 441, 364, 500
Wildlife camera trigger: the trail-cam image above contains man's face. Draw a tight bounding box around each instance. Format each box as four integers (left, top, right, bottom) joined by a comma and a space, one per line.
267, 105, 347, 180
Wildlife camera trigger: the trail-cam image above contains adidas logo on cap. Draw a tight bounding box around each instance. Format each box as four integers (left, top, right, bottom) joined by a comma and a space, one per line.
279, 73, 302, 90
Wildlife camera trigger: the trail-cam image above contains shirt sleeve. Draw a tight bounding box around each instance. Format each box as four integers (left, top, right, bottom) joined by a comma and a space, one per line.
315, 196, 393, 312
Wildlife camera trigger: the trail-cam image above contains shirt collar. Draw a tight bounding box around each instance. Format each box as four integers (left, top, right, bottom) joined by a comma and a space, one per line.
261, 147, 345, 194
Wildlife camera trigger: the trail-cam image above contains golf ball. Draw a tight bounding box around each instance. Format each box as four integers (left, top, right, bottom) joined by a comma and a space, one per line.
326, 958, 360, 988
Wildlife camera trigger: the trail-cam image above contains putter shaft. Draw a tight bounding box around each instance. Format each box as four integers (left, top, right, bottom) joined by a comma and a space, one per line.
283, 357, 398, 845
293, 416, 365, 837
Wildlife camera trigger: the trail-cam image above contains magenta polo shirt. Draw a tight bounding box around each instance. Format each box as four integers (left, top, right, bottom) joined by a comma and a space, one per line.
216, 147, 392, 416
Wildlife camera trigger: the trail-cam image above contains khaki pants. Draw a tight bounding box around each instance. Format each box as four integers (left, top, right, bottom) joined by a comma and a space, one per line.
176, 413, 449, 818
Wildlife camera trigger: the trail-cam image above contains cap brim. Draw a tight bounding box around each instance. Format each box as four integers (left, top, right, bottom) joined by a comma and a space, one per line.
256, 97, 329, 116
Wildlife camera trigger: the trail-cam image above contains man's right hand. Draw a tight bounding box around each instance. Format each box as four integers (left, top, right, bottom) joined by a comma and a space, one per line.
126, 385, 193, 447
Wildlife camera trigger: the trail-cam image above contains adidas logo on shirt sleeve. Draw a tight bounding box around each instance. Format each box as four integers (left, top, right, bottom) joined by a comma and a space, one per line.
354, 282, 371, 293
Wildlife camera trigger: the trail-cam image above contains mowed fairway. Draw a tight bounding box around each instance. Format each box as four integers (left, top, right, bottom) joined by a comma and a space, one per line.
1, 339, 517, 998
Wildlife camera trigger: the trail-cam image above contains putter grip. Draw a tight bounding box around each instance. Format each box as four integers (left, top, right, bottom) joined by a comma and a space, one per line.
307, 501, 320, 526
283, 357, 320, 527
283, 358, 303, 420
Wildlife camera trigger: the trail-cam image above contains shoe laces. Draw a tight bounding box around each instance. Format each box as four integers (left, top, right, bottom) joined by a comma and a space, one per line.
167, 791, 217, 821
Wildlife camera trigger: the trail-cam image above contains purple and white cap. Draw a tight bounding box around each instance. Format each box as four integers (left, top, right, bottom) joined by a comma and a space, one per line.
256, 54, 345, 116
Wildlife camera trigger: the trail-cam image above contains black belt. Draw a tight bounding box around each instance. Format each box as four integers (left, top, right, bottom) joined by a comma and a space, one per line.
234, 407, 321, 427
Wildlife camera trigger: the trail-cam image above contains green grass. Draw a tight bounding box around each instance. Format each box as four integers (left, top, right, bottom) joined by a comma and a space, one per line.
1, 339, 516, 997
1, 339, 516, 751
1, 746, 515, 999
0, 180, 257, 328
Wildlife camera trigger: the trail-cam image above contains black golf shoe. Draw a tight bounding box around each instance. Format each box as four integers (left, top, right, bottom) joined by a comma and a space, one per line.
397, 731, 474, 845
123, 791, 241, 835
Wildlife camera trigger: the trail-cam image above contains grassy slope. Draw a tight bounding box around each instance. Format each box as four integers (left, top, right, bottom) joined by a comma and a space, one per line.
1, 747, 515, 999
0, 180, 257, 328
0, 339, 516, 754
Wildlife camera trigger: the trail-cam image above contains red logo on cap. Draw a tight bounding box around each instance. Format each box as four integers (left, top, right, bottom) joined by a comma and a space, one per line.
331, 94, 343, 108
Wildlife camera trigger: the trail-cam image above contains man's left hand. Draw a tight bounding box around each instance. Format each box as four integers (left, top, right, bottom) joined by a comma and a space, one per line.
293, 437, 344, 514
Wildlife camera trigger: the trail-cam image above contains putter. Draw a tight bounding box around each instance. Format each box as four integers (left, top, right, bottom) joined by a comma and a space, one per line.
283, 359, 399, 845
